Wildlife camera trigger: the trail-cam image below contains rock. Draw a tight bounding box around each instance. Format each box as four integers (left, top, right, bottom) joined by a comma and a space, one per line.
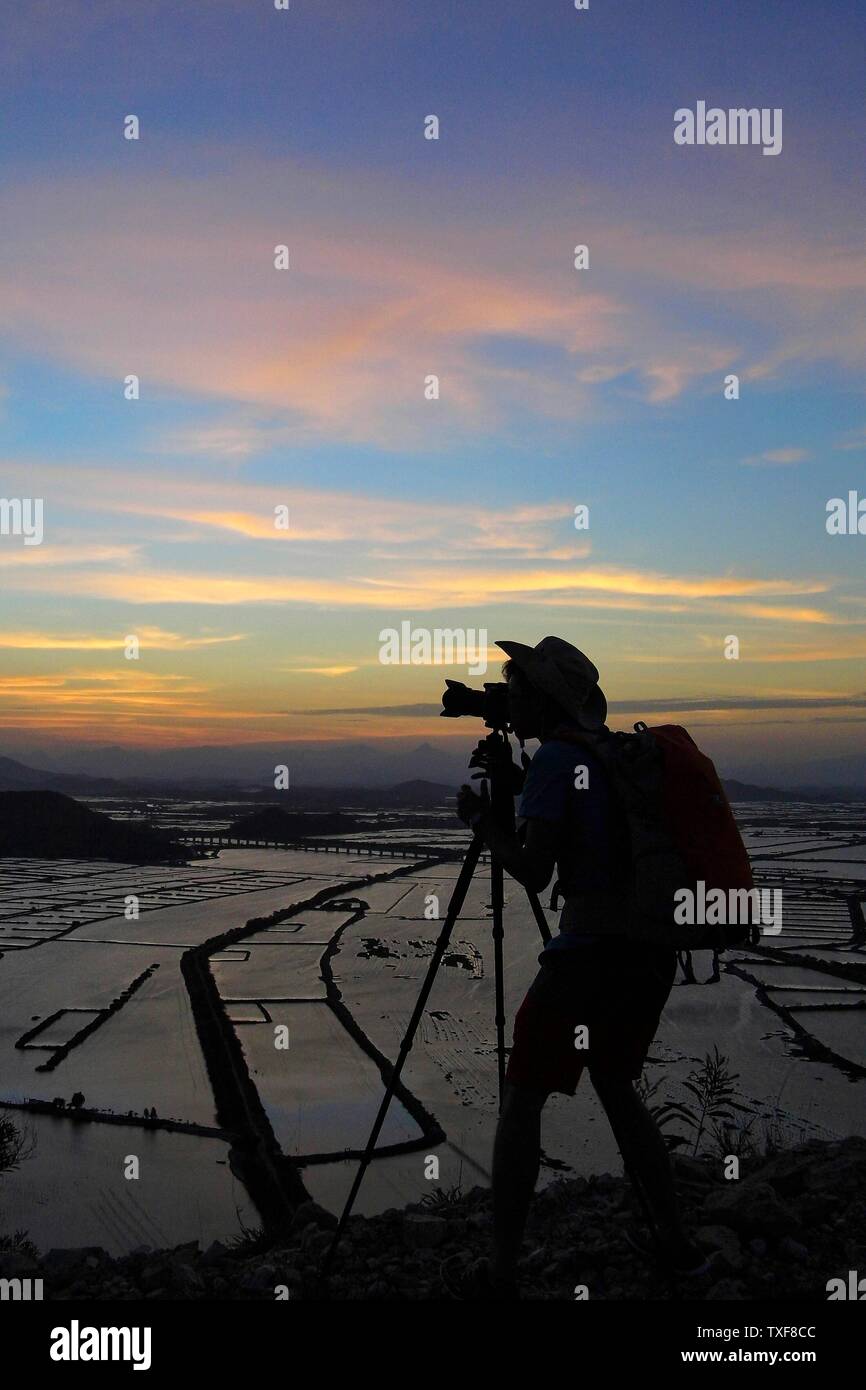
301, 1229, 334, 1260
202, 1240, 229, 1266
44, 1247, 110, 1276
748, 1237, 768, 1258
592, 1173, 618, 1192
240, 1262, 276, 1293
804, 1149, 866, 1197
140, 1262, 167, 1293
170, 1240, 199, 1259
672, 1154, 716, 1186
701, 1182, 799, 1237
796, 1193, 834, 1224
706, 1277, 748, 1300
168, 1262, 204, 1296
289, 1201, 337, 1234
466, 1212, 491, 1230
750, 1150, 812, 1197
777, 1237, 809, 1264
403, 1215, 448, 1250
695, 1225, 744, 1272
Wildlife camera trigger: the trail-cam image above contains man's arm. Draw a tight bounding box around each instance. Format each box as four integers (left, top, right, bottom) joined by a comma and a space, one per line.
457, 786, 560, 892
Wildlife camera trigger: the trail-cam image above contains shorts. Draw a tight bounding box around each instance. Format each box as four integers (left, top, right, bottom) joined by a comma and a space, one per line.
505, 937, 677, 1097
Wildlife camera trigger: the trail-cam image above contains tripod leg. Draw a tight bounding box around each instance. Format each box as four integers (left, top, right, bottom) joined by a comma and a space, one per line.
490, 855, 506, 1106
323, 834, 484, 1273
524, 884, 552, 945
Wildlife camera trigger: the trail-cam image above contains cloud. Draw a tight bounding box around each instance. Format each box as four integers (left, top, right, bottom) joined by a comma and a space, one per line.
834, 428, 866, 453
0, 543, 137, 568
5, 156, 860, 452
288, 665, 359, 677
0, 627, 245, 650
301, 694, 866, 718
0, 166, 628, 446
724, 604, 833, 624
298, 703, 443, 716
0, 666, 282, 737
0, 462, 583, 561
0, 464, 841, 630
3, 562, 830, 614
742, 447, 809, 466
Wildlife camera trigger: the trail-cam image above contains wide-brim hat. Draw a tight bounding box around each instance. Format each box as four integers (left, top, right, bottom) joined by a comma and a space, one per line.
496, 635, 607, 731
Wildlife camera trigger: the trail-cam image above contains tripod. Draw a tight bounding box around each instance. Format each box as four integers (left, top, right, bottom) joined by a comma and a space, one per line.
322, 727, 551, 1271
321, 726, 668, 1284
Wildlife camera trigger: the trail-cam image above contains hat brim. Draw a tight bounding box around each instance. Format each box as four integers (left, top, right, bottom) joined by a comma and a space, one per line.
496, 639, 607, 731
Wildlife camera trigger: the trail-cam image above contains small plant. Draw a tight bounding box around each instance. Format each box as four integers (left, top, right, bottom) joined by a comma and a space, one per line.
420, 1183, 463, 1210
707, 1114, 759, 1162
226, 1208, 267, 1254
663, 1046, 752, 1156
636, 1070, 689, 1151
0, 1115, 35, 1177
0, 1230, 38, 1259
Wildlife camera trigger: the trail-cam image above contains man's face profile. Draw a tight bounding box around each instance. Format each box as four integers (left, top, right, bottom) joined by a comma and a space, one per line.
507, 670, 541, 741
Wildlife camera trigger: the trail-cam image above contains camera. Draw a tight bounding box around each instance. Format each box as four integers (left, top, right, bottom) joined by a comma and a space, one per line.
440, 679, 510, 728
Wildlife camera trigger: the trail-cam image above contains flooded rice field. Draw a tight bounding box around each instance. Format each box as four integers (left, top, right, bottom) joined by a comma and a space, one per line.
0, 804, 864, 1255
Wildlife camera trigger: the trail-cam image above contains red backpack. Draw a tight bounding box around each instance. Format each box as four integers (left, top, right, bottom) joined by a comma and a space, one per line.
562, 723, 756, 950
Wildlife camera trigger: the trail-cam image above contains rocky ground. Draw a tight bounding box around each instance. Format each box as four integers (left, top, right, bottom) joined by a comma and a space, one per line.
4, 1137, 865, 1300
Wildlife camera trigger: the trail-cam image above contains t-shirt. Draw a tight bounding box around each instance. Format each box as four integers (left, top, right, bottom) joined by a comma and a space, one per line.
517, 738, 628, 949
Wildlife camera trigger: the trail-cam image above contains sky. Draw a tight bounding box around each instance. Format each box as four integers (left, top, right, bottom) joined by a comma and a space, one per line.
1, 0, 865, 785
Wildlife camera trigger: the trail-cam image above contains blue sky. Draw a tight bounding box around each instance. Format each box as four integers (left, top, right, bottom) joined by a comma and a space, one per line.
1, 0, 864, 782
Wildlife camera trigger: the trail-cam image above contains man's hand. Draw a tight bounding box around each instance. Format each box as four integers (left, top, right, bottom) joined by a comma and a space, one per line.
468, 738, 527, 793
456, 782, 488, 827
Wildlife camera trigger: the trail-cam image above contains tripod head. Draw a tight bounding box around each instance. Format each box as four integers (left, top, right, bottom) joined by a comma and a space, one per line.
466, 727, 525, 830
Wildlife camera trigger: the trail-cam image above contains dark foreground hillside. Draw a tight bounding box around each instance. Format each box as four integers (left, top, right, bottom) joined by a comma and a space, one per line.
5, 1137, 865, 1301
0, 791, 187, 863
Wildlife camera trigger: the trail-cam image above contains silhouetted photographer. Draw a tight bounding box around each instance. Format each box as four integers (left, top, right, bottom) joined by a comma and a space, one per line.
450, 637, 709, 1298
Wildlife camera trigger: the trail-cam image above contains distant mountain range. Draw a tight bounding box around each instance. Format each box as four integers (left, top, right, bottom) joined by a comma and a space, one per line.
0, 749, 862, 804
0, 743, 473, 792
0, 754, 134, 796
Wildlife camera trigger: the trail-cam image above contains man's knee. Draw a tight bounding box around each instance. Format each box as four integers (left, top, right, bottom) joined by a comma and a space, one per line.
589, 1068, 635, 1106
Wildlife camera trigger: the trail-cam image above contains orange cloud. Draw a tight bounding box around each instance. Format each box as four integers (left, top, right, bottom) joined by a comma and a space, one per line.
2, 558, 831, 615
0, 627, 245, 650
10, 157, 856, 449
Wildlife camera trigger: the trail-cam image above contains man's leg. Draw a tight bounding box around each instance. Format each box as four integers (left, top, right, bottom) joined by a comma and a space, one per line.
491, 1080, 547, 1287
590, 1070, 691, 1254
